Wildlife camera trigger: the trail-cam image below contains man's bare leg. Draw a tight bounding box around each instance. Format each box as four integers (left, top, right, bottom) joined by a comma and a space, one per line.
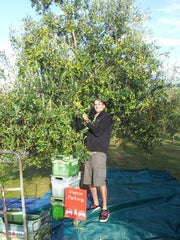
89, 185, 99, 206
99, 185, 107, 210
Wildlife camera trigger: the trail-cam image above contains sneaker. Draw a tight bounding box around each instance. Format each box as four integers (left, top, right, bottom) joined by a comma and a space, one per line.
99, 209, 110, 222
87, 204, 101, 212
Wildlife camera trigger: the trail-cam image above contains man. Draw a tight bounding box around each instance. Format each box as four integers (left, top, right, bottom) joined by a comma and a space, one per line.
82, 99, 112, 223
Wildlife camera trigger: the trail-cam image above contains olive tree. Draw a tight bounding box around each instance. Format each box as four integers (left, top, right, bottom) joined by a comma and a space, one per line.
0, 0, 174, 168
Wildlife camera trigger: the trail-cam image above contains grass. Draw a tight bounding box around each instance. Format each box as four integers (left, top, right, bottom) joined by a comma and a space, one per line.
1, 138, 180, 199
107, 138, 180, 181
1, 167, 52, 199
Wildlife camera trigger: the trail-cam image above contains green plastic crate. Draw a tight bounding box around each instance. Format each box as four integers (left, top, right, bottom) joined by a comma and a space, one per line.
51, 155, 79, 177
6, 209, 50, 226
51, 197, 65, 220
7, 208, 23, 224
7, 208, 44, 225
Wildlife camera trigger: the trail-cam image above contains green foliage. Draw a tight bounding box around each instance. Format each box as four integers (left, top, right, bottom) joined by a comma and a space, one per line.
0, 0, 177, 169
0, 85, 88, 168
163, 86, 180, 137
0, 153, 20, 182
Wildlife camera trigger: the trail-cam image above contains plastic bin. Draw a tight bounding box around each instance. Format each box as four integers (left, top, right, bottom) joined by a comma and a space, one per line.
51, 173, 81, 198
0, 210, 51, 234
51, 155, 79, 177
7, 208, 23, 224
51, 197, 65, 220
0, 225, 50, 240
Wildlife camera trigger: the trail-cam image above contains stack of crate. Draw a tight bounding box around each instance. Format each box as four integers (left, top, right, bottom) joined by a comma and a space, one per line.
0, 209, 51, 240
51, 155, 80, 220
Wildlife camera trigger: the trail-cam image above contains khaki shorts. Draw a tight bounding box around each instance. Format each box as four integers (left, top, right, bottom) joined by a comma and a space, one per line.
83, 152, 107, 187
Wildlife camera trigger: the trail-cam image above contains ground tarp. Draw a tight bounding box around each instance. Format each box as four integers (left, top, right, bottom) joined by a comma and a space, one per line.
1, 168, 180, 240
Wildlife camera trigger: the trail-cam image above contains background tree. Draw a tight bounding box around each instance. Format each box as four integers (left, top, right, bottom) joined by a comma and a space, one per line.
0, 0, 177, 168
163, 84, 180, 138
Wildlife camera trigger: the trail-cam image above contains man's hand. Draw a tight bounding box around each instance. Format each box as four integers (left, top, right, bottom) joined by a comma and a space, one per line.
83, 113, 89, 123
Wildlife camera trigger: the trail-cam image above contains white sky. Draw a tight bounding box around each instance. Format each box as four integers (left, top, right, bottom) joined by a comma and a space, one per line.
136, 0, 180, 69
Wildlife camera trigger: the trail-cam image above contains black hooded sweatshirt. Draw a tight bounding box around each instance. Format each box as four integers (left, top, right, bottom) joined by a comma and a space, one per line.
86, 110, 113, 154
